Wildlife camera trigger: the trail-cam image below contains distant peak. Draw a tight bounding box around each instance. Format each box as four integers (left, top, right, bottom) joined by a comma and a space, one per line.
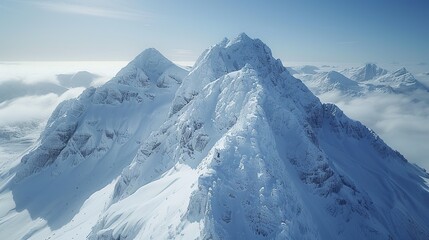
115, 47, 178, 84
364, 63, 378, 68
142, 47, 159, 53
226, 33, 261, 47
129, 48, 174, 70
393, 67, 408, 76
134, 48, 169, 62
348, 63, 387, 81
325, 71, 354, 83
361, 63, 383, 72
299, 65, 319, 74
327, 70, 342, 78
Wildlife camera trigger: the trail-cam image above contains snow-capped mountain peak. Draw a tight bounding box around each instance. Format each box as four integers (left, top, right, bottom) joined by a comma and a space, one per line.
376, 67, 428, 92
344, 63, 388, 81
170, 34, 287, 115
325, 70, 352, 81
392, 67, 409, 76
226, 32, 253, 46
194, 32, 284, 76
321, 71, 360, 90
299, 70, 362, 95
298, 62, 428, 96
1, 33, 429, 240
127, 48, 173, 74
14, 49, 188, 180
114, 47, 183, 88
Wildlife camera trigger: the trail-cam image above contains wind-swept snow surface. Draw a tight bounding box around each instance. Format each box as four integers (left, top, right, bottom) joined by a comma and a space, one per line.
1, 34, 428, 240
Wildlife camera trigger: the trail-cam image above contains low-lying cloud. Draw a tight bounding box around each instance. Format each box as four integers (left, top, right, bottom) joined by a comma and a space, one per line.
0, 62, 125, 124
0, 88, 85, 125
0, 61, 125, 85
318, 90, 429, 171
0, 62, 125, 119
0, 61, 125, 160
0, 80, 67, 103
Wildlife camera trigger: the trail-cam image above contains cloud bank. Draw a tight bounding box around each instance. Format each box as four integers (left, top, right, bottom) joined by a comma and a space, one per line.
318, 90, 429, 171
0, 61, 124, 161
0, 88, 84, 125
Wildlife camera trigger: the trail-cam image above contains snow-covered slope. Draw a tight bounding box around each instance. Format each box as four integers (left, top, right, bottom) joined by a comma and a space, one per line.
1, 34, 428, 240
170, 33, 286, 116
15, 48, 187, 180
342, 63, 388, 82
0, 48, 188, 239
375, 67, 429, 93
301, 71, 363, 95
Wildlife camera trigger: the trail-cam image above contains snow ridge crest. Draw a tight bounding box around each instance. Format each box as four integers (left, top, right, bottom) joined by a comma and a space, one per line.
7, 33, 429, 240
170, 33, 289, 116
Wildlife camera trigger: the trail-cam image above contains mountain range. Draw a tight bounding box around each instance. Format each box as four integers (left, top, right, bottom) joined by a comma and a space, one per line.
296, 63, 429, 96
0, 33, 428, 240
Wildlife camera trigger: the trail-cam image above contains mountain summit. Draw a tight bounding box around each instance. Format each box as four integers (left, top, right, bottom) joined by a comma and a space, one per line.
170, 32, 286, 115
302, 63, 428, 95
1, 34, 429, 240
376, 67, 429, 92
343, 63, 388, 82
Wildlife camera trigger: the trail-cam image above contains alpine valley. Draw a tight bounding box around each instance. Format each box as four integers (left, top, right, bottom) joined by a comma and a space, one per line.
0, 34, 428, 240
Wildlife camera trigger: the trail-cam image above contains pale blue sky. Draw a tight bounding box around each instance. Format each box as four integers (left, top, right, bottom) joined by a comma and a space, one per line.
1, 0, 428, 64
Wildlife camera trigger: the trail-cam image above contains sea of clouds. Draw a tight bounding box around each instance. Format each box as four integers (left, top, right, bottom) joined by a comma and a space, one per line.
318, 89, 429, 171
287, 62, 429, 171
0, 61, 126, 161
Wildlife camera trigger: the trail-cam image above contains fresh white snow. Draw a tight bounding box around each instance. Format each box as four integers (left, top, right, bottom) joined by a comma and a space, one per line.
1, 34, 428, 240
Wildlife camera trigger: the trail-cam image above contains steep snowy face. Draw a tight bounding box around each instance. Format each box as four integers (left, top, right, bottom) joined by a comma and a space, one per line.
89, 36, 429, 240
10, 51, 188, 232
16, 48, 187, 179
344, 63, 388, 82
89, 64, 326, 240
170, 33, 288, 115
